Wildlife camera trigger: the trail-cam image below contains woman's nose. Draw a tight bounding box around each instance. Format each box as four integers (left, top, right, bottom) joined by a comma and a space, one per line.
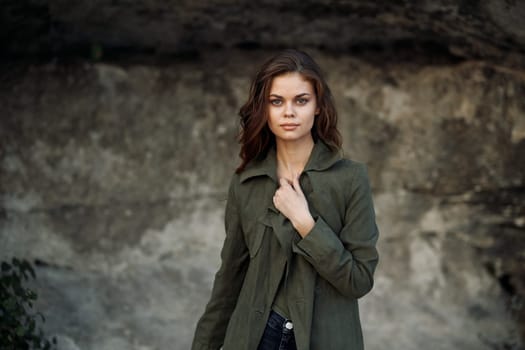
284, 102, 294, 117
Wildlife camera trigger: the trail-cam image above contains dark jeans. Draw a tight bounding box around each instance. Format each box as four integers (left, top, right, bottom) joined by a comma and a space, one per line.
257, 310, 297, 350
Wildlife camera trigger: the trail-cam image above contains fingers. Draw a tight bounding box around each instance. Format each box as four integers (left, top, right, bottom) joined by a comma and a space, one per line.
278, 175, 304, 197
279, 178, 290, 188
292, 173, 305, 197
292, 174, 300, 190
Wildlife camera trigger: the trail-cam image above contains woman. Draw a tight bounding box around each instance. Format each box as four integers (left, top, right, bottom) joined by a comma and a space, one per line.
192, 49, 379, 350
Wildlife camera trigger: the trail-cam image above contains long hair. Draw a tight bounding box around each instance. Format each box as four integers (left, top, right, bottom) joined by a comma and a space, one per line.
236, 49, 342, 173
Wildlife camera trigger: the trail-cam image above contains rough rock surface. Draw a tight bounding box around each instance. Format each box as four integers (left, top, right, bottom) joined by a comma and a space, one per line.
1, 49, 524, 349
2, 0, 525, 68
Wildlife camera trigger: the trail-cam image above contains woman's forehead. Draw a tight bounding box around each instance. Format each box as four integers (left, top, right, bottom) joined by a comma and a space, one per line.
269, 72, 315, 95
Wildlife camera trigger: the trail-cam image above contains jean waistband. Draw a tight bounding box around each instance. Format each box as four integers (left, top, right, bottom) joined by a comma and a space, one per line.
269, 310, 294, 330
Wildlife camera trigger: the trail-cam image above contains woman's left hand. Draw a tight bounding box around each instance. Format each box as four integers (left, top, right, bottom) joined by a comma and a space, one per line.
273, 175, 315, 237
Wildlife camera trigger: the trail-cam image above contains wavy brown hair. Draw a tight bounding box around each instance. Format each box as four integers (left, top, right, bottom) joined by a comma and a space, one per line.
236, 49, 342, 173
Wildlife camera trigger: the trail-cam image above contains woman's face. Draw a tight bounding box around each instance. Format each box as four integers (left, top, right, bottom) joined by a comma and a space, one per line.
267, 72, 319, 145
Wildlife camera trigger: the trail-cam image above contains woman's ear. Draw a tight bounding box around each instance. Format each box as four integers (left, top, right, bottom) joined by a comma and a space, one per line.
315, 107, 320, 115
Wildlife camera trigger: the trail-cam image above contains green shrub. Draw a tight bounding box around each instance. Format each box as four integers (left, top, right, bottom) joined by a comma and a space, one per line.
0, 258, 56, 350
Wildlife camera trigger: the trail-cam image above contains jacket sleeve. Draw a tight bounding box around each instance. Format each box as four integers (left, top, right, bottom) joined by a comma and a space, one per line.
292, 163, 379, 299
191, 175, 249, 350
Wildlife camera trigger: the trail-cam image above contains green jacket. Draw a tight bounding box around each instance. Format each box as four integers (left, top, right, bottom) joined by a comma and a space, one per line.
192, 141, 379, 350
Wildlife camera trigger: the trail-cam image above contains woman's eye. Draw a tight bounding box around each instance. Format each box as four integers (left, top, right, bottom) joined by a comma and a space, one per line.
297, 98, 308, 105
270, 99, 282, 106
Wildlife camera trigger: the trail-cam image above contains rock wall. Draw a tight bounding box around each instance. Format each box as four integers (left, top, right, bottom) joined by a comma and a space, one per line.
3, 1, 525, 68
1, 50, 524, 349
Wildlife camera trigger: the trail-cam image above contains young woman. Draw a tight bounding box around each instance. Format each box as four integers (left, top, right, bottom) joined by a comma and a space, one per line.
192, 49, 379, 350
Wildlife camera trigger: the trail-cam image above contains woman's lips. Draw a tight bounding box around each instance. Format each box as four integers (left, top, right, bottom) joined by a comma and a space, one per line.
280, 123, 299, 131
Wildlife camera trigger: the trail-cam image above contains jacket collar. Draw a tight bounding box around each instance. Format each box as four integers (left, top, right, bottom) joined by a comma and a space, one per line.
239, 141, 342, 183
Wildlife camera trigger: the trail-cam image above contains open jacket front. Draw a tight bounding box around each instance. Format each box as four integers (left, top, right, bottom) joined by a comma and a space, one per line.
192, 141, 380, 350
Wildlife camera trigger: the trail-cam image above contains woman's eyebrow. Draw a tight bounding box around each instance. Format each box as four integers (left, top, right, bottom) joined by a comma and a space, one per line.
269, 93, 311, 98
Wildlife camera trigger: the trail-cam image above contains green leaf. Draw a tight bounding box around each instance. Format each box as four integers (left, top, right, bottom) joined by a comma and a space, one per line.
13, 284, 26, 299
26, 290, 37, 300
0, 258, 56, 350
15, 325, 25, 337
1, 261, 11, 272
20, 260, 36, 280
3, 296, 17, 311
11, 273, 22, 288
1, 274, 13, 287
27, 262, 36, 279
29, 318, 35, 332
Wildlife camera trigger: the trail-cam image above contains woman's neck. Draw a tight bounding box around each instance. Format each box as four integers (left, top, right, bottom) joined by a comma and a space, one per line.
275, 137, 315, 181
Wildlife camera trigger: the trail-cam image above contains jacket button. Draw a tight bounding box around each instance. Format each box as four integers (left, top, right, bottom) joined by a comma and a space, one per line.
285, 321, 293, 330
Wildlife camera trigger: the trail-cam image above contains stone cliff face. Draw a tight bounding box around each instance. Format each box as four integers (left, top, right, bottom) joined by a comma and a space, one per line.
3, 1, 525, 67
1, 1, 525, 350
1, 51, 524, 350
